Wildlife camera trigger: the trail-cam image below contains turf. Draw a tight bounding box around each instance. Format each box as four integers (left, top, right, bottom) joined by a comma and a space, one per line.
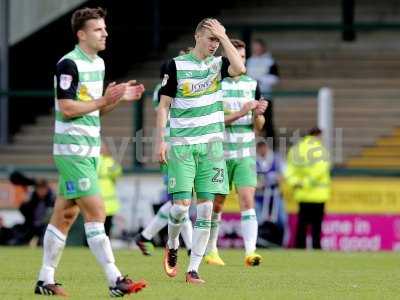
1, 247, 400, 299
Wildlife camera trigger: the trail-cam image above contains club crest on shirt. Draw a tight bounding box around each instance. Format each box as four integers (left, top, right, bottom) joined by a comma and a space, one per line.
244, 90, 253, 99
169, 177, 176, 189
210, 62, 219, 73
60, 74, 73, 90
78, 177, 91, 191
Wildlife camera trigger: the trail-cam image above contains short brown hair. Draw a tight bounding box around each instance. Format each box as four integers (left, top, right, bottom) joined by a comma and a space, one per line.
253, 38, 266, 49
71, 7, 107, 36
179, 46, 193, 55
195, 18, 218, 34
230, 39, 246, 49
308, 127, 322, 136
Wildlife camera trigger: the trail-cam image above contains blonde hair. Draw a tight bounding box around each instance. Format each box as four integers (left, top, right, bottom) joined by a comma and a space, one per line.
195, 18, 218, 34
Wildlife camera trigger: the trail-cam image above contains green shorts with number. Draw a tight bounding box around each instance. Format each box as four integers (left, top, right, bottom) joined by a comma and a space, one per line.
167, 142, 229, 195
226, 157, 257, 189
54, 156, 100, 200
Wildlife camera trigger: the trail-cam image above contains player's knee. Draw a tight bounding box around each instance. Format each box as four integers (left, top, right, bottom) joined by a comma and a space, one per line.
213, 195, 225, 213
170, 204, 189, 223
239, 194, 254, 211
241, 199, 254, 211
82, 208, 106, 223
197, 201, 213, 219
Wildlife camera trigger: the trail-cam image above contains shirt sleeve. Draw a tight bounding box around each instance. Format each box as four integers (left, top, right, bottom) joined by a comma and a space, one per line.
55, 59, 79, 100
269, 63, 280, 77
152, 83, 162, 109
159, 59, 178, 98
255, 83, 261, 100
221, 56, 231, 79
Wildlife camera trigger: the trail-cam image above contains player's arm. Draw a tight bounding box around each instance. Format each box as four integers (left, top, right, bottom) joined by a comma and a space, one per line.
224, 101, 258, 125
56, 59, 125, 119
253, 84, 267, 131
157, 96, 172, 141
156, 95, 172, 164
156, 59, 177, 164
100, 80, 145, 115
203, 19, 246, 77
253, 114, 265, 131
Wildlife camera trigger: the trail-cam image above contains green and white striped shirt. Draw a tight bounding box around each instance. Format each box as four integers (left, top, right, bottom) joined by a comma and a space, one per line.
159, 52, 230, 146
53, 45, 105, 158
222, 75, 258, 159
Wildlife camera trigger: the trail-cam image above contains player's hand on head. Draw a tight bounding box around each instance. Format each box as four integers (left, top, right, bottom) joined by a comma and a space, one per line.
203, 19, 226, 39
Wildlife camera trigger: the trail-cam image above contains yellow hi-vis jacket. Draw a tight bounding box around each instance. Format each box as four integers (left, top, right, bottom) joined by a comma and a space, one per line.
285, 135, 331, 203
98, 154, 122, 216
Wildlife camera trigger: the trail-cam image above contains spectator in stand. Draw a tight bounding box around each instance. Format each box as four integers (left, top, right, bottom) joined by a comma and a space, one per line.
246, 39, 280, 146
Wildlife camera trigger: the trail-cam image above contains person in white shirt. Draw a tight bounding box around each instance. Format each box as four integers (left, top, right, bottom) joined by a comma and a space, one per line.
246, 39, 280, 147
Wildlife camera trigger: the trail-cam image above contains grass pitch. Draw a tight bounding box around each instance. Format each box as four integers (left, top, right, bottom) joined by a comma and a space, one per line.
1, 247, 400, 299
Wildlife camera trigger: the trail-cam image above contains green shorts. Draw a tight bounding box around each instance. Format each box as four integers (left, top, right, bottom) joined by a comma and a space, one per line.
226, 156, 257, 189
54, 156, 100, 200
167, 142, 228, 196
160, 162, 168, 175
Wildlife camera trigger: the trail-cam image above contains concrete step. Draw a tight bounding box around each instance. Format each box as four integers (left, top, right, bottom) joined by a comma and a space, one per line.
18, 125, 133, 135
280, 70, 400, 78
0, 155, 133, 167
376, 138, 400, 147
346, 159, 400, 169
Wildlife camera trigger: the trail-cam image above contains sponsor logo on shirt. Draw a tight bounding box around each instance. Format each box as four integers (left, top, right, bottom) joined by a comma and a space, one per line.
66, 181, 76, 194
60, 74, 73, 90
182, 78, 218, 97
78, 84, 92, 102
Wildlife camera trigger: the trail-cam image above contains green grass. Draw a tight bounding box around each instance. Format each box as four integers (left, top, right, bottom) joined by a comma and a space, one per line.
1, 247, 400, 299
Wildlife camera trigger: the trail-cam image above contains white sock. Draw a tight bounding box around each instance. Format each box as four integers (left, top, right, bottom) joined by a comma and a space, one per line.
206, 211, 221, 254
180, 215, 193, 250
38, 224, 66, 284
85, 222, 122, 287
167, 204, 189, 249
188, 202, 212, 272
241, 209, 258, 255
142, 201, 171, 240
